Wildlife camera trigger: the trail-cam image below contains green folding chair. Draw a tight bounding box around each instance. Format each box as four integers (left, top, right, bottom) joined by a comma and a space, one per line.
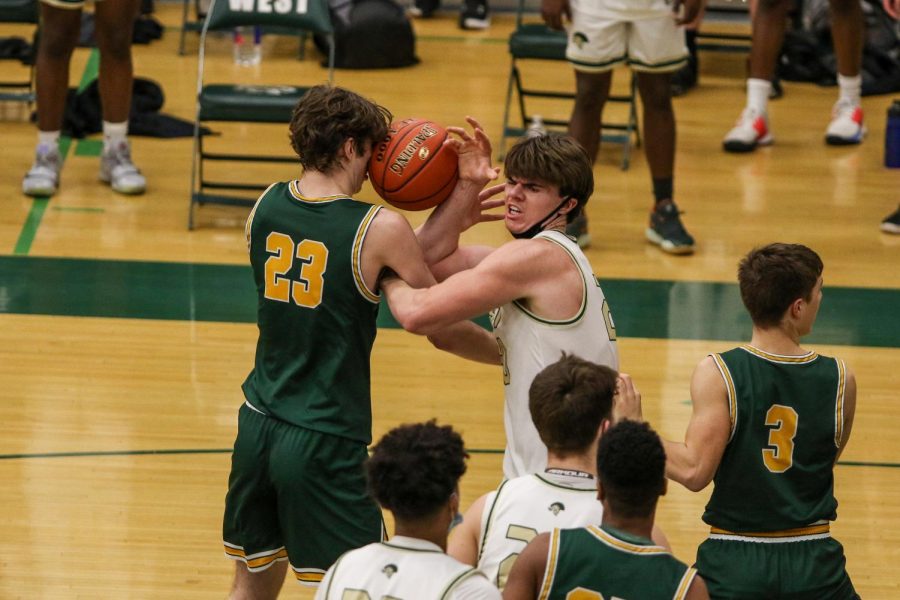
0, 0, 38, 106
498, 0, 640, 169
188, 0, 335, 229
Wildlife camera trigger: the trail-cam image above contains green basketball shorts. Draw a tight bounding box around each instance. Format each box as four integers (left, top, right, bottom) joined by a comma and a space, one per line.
223, 403, 384, 586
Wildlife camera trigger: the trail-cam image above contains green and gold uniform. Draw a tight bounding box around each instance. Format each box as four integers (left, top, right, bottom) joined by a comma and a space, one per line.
539, 525, 697, 600
696, 345, 857, 599
223, 181, 385, 585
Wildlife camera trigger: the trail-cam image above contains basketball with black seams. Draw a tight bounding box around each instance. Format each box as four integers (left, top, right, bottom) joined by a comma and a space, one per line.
368, 118, 459, 211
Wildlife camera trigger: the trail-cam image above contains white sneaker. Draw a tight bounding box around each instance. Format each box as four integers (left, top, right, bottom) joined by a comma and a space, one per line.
22, 143, 61, 197
100, 140, 146, 195
722, 108, 773, 153
825, 100, 865, 146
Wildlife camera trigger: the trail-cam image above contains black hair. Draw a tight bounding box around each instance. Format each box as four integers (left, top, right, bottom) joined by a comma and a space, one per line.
366, 420, 467, 521
596, 420, 666, 519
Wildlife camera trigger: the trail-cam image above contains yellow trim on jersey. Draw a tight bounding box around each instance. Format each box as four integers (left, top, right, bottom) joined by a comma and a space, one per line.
674, 567, 698, 600
586, 526, 669, 555
835, 358, 846, 449
711, 353, 737, 441
288, 179, 348, 203
351, 205, 382, 304
223, 544, 288, 570
710, 523, 830, 538
244, 182, 278, 252
537, 529, 561, 600
740, 345, 819, 364
293, 569, 325, 584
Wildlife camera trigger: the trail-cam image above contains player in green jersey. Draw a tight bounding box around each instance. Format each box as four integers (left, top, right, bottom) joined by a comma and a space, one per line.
618, 242, 859, 599
223, 85, 499, 599
503, 420, 708, 600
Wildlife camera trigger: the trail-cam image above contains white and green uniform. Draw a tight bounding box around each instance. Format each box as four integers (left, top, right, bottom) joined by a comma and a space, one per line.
540, 525, 697, 600
476, 470, 604, 591
490, 230, 619, 479
315, 536, 500, 600
697, 345, 856, 599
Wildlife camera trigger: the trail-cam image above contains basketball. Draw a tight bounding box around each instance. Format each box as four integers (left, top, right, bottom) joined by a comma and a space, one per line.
368, 118, 459, 211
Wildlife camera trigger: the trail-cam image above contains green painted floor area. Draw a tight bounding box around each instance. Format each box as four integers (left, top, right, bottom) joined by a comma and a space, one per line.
1, 255, 897, 347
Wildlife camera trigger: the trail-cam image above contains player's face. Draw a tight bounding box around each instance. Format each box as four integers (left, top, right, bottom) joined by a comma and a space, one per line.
503, 176, 564, 234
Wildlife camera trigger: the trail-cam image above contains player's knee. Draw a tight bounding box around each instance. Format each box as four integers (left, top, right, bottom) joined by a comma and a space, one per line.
828, 0, 861, 17
755, 0, 789, 12
97, 29, 134, 61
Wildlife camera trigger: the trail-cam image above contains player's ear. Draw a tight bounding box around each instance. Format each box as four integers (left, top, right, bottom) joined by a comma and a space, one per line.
341, 137, 356, 160
559, 196, 578, 216
596, 480, 606, 502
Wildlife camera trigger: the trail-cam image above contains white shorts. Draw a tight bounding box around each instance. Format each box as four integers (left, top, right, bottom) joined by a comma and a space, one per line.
566, 0, 688, 73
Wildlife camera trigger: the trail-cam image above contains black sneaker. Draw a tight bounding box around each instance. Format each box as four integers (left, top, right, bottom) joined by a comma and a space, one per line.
881, 205, 900, 234
566, 212, 591, 249
670, 60, 697, 97
409, 0, 439, 18
646, 202, 695, 255
459, 0, 489, 30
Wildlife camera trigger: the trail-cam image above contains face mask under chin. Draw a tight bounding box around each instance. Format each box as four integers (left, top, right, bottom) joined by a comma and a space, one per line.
510, 197, 573, 239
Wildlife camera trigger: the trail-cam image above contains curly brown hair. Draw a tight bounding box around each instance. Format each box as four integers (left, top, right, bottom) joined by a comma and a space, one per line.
288, 85, 392, 173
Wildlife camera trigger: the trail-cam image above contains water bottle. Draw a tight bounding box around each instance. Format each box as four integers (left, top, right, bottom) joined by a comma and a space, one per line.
233, 26, 262, 67
885, 100, 900, 168
526, 115, 546, 138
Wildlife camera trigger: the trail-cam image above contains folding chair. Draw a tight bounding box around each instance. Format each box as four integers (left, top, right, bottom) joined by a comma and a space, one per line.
189, 0, 334, 229
0, 0, 38, 107
498, 0, 640, 170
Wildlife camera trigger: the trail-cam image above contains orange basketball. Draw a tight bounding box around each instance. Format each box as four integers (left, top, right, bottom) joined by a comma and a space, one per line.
368, 118, 459, 211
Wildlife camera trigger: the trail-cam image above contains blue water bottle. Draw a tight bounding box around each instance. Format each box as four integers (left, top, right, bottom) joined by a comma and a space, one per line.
885, 100, 900, 168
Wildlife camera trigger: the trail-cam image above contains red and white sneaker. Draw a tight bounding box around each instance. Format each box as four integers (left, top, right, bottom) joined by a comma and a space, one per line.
825, 100, 865, 146
722, 108, 773, 153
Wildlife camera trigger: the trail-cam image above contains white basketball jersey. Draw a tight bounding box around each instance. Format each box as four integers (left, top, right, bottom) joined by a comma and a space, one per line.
490, 230, 619, 479
316, 537, 491, 600
476, 471, 604, 590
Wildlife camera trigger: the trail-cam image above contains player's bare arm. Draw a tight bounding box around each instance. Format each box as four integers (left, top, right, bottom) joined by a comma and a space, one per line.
836, 365, 857, 461
541, 0, 570, 30
383, 236, 582, 336
663, 356, 731, 491
686, 574, 711, 600
447, 493, 487, 566
365, 208, 499, 363
415, 117, 502, 269
502, 532, 549, 600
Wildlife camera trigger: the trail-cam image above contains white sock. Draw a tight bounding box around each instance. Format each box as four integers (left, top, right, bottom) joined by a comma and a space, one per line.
37, 130, 60, 151
102, 121, 128, 150
837, 74, 862, 106
747, 79, 772, 115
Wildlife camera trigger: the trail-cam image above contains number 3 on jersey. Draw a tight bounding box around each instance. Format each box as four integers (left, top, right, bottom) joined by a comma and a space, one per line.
264, 232, 329, 308
762, 404, 798, 473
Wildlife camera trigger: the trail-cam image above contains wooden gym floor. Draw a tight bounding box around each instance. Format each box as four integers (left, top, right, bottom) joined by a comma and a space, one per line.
0, 4, 898, 597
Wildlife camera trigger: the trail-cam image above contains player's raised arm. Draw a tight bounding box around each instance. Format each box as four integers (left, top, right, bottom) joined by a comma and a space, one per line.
415, 117, 502, 272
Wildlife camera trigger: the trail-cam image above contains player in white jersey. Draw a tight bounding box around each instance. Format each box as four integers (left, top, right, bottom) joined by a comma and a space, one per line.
383, 131, 619, 479
448, 354, 659, 591
315, 421, 500, 600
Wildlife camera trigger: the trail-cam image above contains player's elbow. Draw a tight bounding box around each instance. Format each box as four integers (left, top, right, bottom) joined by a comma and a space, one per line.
681, 467, 714, 492
395, 307, 439, 336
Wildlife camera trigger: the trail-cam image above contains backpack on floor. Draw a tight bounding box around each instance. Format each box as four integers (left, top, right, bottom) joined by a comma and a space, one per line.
315, 0, 419, 69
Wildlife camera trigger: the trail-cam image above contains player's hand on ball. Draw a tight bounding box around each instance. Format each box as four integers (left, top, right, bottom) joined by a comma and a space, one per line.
613, 373, 643, 423
446, 117, 500, 186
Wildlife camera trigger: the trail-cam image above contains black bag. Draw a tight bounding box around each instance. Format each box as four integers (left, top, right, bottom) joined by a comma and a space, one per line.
316, 0, 419, 69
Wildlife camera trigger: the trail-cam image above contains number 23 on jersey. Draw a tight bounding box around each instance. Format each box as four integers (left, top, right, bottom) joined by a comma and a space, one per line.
264, 232, 329, 308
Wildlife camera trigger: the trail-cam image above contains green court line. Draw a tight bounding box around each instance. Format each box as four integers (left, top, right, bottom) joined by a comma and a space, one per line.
0, 448, 892, 468
74, 138, 103, 157
1, 255, 898, 347
13, 49, 100, 256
